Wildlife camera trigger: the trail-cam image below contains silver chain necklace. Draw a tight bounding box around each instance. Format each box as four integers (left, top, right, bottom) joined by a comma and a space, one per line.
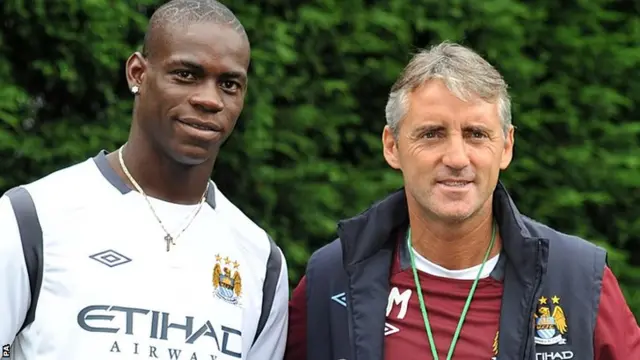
118, 145, 208, 251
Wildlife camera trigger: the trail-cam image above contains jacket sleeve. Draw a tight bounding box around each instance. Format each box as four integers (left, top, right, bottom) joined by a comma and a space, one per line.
0, 195, 31, 344
247, 249, 289, 360
594, 266, 640, 359
284, 276, 307, 360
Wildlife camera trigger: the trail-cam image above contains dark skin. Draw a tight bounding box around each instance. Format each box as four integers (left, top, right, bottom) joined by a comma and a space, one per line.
106, 21, 250, 204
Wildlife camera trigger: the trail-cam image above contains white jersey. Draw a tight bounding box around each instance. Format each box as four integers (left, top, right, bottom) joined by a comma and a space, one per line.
0, 151, 288, 360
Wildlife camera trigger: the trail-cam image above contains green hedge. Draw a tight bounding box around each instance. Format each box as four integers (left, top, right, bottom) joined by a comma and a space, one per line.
1, 0, 638, 317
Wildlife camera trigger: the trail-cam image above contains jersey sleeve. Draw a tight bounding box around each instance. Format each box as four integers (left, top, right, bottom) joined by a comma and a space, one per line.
0, 195, 31, 344
594, 266, 640, 359
284, 276, 307, 360
246, 249, 289, 360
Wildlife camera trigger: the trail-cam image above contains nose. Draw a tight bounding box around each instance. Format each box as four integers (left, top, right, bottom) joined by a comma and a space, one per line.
189, 82, 224, 113
442, 135, 470, 170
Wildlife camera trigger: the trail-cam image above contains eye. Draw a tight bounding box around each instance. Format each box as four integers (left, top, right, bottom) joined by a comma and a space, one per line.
174, 70, 195, 81
421, 128, 443, 139
467, 129, 488, 140
221, 80, 241, 93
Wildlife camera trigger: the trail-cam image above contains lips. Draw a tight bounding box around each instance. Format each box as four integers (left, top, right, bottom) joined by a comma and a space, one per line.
437, 180, 473, 187
174, 117, 224, 142
177, 118, 221, 132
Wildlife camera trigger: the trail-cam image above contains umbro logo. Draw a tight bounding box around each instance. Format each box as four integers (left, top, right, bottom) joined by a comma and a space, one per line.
89, 249, 132, 268
384, 323, 399, 336
331, 292, 347, 307
331, 292, 399, 336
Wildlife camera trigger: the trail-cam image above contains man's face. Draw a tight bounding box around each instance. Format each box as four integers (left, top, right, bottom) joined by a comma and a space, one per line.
126, 22, 250, 165
383, 79, 514, 223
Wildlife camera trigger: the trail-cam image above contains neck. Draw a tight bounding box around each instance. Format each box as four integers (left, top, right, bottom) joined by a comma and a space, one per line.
107, 132, 216, 205
407, 197, 501, 271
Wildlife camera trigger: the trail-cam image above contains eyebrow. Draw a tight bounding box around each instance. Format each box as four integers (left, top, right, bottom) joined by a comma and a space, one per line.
172, 59, 204, 72
412, 124, 444, 133
463, 124, 494, 133
410, 124, 495, 135
169, 59, 247, 82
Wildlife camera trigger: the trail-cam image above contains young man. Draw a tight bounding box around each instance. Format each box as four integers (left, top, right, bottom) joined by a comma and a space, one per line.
0, 1, 288, 359
285, 42, 640, 360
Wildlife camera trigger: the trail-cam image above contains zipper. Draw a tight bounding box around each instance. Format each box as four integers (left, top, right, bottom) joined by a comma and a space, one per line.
521, 239, 543, 360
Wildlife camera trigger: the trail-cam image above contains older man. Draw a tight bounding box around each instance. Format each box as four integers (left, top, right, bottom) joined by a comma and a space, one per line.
285, 42, 639, 360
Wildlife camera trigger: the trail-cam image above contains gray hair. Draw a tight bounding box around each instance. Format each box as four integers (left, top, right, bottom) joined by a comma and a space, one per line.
385, 41, 512, 137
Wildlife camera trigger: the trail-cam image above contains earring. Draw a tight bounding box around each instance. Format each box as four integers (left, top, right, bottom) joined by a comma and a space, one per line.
131, 85, 139, 95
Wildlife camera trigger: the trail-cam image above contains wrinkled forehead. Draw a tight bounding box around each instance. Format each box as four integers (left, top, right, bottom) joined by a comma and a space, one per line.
407, 83, 501, 127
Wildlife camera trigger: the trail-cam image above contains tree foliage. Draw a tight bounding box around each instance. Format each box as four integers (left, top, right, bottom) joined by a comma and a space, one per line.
1, 0, 639, 317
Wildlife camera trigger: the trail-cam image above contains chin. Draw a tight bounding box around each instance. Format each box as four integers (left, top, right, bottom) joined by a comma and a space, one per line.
424, 201, 480, 224
168, 144, 216, 166
434, 210, 476, 223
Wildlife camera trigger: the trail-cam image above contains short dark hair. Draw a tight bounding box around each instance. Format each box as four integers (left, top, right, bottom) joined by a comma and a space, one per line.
142, 0, 248, 58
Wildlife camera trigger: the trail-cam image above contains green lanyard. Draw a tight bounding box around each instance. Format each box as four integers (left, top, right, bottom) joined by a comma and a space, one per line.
406, 221, 497, 360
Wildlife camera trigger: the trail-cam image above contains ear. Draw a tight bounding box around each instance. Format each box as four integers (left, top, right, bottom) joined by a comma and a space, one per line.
499, 125, 515, 170
125, 52, 147, 92
382, 125, 401, 170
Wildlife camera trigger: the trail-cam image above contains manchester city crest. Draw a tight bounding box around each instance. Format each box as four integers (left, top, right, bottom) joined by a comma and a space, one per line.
534, 295, 568, 345
212, 254, 242, 305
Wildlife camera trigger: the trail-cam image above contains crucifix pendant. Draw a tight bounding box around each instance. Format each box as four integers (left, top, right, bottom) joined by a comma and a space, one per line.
164, 234, 174, 252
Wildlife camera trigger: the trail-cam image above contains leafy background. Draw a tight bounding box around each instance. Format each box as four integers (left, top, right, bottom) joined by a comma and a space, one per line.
1, 0, 639, 318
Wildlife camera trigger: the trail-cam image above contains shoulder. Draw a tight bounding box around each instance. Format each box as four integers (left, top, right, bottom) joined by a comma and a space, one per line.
307, 238, 343, 273
309, 238, 342, 261
19, 157, 108, 210
212, 184, 279, 258
519, 215, 608, 299
2, 157, 110, 233
521, 215, 607, 260
2, 156, 113, 255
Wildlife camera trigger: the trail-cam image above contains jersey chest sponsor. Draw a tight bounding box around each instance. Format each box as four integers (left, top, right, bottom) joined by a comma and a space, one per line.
77, 304, 244, 359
